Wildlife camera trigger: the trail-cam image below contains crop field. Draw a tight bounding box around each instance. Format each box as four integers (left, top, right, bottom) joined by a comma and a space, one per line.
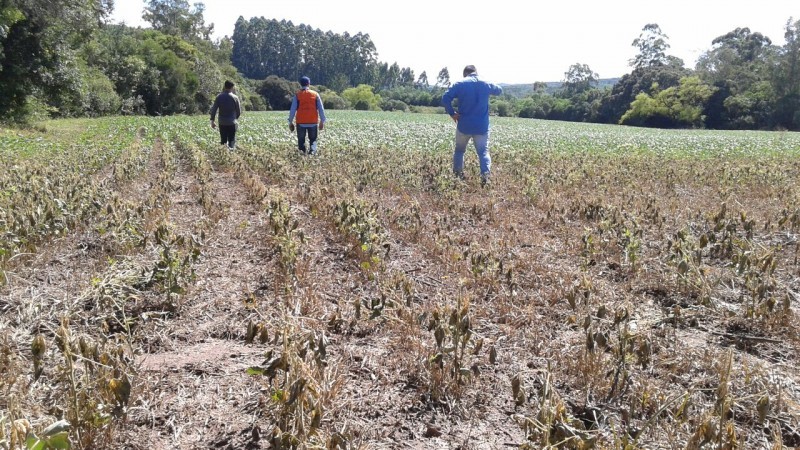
1, 111, 799, 449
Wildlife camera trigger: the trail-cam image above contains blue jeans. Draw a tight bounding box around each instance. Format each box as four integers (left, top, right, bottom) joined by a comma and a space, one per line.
297, 124, 318, 154
453, 129, 491, 176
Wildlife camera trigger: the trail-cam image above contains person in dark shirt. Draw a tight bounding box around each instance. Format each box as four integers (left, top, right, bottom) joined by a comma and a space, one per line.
210, 80, 241, 150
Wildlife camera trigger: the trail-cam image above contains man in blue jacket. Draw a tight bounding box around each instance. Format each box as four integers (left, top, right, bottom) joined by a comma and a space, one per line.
441, 65, 503, 186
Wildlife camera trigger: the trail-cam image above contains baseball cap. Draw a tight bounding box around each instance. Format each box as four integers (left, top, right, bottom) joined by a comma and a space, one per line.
299, 76, 311, 86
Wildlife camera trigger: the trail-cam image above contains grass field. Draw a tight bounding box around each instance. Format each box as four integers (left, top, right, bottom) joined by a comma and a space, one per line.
1, 111, 799, 449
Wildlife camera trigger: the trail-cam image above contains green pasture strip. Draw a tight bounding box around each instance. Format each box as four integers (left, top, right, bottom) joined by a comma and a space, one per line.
2, 119, 121, 162
199, 110, 800, 158
146, 111, 798, 208
208, 111, 800, 192
489, 117, 800, 158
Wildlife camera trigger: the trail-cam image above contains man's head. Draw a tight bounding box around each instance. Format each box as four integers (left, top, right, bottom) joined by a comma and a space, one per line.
299, 76, 311, 87
224, 80, 235, 90
463, 65, 477, 77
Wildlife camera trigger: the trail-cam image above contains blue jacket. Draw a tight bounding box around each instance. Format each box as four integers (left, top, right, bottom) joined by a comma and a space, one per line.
441, 74, 503, 135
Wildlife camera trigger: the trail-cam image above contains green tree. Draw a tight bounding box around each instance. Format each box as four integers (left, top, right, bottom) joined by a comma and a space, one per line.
416, 71, 429, 88
597, 59, 689, 124
695, 27, 776, 128
399, 67, 415, 87
516, 94, 555, 119
721, 81, 775, 129
630, 23, 671, 70
492, 99, 513, 117
532, 81, 549, 93
773, 18, 800, 129
378, 62, 401, 89
328, 73, 351, 94
381, 99, 409, 112
79, 65, 122, 116
380, 86, 434, 108
258, 75, 295, 110
561, 63, 598, 95
143, 0, 213, 41
436, 67, 451, 88
620, 76, 716, 128
84, 24, 247, 116
341, 84, 381, 110
321, 90, 348, 110
0, 0, 112, 121
230, 17, 383, 90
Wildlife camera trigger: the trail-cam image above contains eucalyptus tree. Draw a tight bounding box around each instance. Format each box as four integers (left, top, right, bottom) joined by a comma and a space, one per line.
399, 67, 415, 87
436, 67, 450, 88
630, 23, 671, 70
696, 28, 774, 92
378, 62, 401, 90
143, 0, 213, 41
773, 18, 800, 129
560, 63, 599, 95
231, 17, 383, 89
231, 16, 261, 79
695, 27, 777, 129
597, 24, 688, 124
416, 71, 429, 88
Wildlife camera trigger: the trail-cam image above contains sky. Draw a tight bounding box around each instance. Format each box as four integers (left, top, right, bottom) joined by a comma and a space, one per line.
110, 0, 798, 85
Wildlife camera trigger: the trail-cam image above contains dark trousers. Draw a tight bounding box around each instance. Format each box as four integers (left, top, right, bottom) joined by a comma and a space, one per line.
296, 125, 318, 154
219, 124, 237, 149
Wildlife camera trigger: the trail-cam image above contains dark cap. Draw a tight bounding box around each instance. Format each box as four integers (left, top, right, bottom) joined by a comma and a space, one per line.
463, 65, 477, 77
299, 76, 311, 86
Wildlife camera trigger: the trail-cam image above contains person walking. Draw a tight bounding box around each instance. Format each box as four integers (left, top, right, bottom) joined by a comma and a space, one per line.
210, 80, 241, 150
441, 65, 503, 186
288, 76, 326, 155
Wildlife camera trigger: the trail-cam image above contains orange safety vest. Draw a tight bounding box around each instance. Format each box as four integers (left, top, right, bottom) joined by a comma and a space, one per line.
295, 90, 320, 125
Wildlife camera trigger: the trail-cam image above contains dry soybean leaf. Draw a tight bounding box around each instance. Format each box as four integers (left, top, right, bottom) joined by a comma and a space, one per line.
757, 394, 770, 425
245, 320, 257, 344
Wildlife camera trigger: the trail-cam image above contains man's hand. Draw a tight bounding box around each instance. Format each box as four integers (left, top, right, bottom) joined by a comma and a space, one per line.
319, 122, 324, 131
289, 123, 295, 132
210, 120, 216, 129
451, 113, 460, 123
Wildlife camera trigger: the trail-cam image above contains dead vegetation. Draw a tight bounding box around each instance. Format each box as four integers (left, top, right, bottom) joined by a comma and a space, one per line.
1, 114, 799, 449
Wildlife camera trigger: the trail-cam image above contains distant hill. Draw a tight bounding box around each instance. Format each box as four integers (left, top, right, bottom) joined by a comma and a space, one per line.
500, 78, 620, 98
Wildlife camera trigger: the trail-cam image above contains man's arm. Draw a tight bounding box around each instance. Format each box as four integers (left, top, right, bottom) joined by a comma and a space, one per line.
490, 83, 503, 96
287, 95, 298, 124
316, 95, 326, 123
441, 85, 458, 116
288, 95, 298, 131
210, 99, 218, 128
235, 97, 241, 119
210, 100, 218, 121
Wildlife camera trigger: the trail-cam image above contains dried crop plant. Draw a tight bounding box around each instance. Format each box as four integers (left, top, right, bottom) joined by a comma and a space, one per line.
247, 322, 347, 448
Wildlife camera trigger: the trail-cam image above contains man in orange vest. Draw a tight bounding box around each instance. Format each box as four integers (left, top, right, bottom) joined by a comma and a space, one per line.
288, 76, 326, 155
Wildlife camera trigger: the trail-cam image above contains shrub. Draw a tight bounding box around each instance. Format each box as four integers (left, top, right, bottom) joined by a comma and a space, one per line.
382, 99, 409, 112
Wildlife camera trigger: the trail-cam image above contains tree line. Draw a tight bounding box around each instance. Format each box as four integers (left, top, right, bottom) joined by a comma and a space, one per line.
1, 0, 797, 130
